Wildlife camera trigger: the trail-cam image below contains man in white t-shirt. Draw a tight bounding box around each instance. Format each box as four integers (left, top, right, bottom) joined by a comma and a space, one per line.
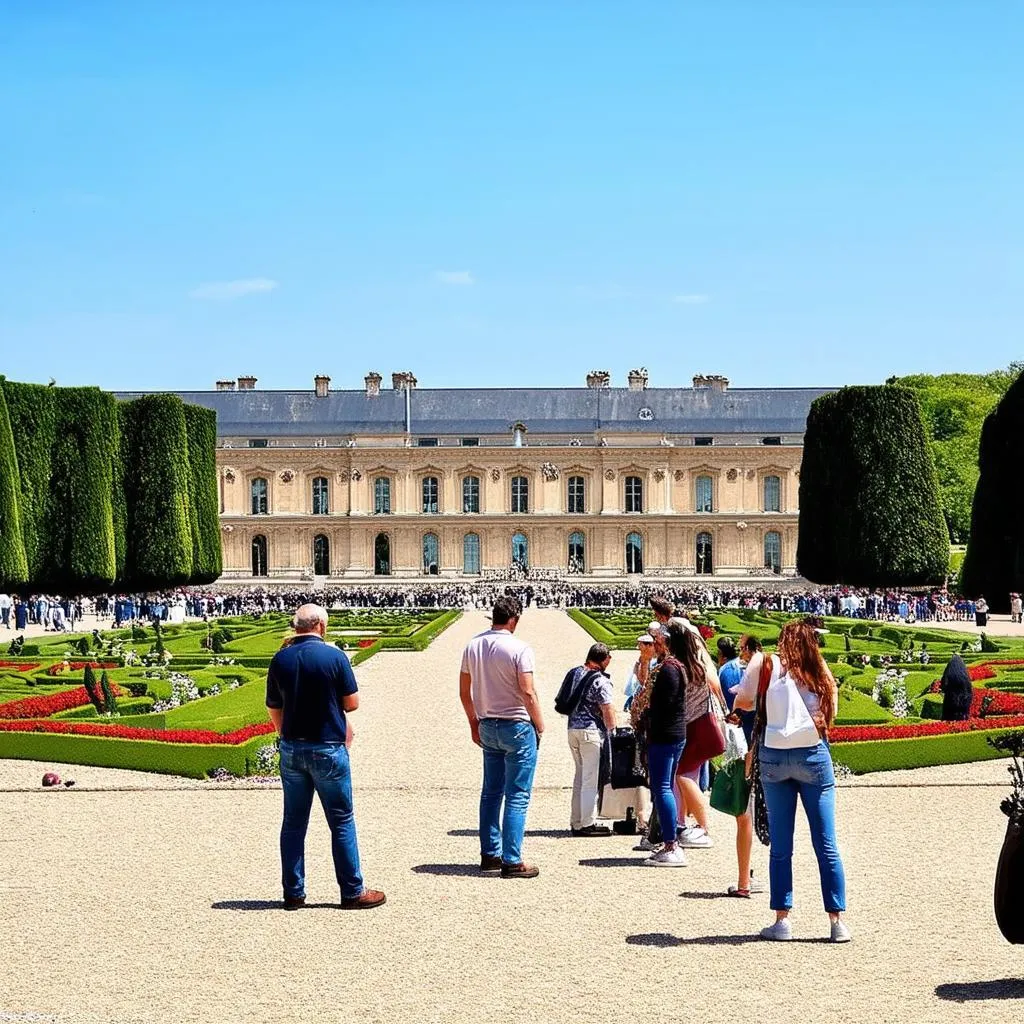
459, 595, 544, 879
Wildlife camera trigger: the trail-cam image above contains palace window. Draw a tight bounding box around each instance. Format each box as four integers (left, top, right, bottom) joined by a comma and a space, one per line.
422, 476, 439, 514
373, 477, 391, 515
568, 531, 585, 573
761, 436, 782, 446
312, 476, 329, 515
417, 437, 439, 447
463, 475, 480, 514
460, 438, 479, 447
512, 532, 529, 569
625, 475, 643, 513
463, 533, 481, 575
251, 535, 268, 577
764, 475, 781, 513
248, 439, 268, 448
511, 475, 529, 514
695, 475, 714, 513
696, 531, 714, 575
250, 478, 268, 515
764, 531, 782, 574
695, 437, 713, 447
625, 532, 643, 574
313, 534, 330, 576
567, 475, 585, 514
374, 533, 391, 576
423, 532, 440, 574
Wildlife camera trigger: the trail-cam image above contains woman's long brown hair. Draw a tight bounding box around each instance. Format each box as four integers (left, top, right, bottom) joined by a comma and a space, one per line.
776, 620, 836, 725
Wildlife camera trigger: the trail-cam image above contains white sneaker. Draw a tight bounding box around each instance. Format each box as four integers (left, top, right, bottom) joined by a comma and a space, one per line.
830, 919, 852, 943
642, 846, 688, 867
678, 827, 714, 849
760, 919, 793, 941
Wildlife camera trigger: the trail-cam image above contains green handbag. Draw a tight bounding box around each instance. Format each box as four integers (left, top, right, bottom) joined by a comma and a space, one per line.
709, 758, 751, 818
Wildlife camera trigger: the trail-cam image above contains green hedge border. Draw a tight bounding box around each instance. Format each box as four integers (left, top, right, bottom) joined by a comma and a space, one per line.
834, 727, 1021, 774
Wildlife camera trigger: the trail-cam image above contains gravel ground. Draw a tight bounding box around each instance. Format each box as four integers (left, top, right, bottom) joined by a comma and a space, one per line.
2, 609, 1023, 1024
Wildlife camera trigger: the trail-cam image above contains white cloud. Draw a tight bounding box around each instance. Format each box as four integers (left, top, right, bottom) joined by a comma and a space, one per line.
190, 278, 279, 300
671, 293, 710, 305
434, 270, 474, 286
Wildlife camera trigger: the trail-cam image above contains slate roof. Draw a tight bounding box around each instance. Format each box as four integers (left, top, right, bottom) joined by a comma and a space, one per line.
115, 387, 834, 438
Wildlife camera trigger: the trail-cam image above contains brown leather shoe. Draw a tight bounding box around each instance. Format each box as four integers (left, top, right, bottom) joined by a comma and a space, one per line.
340, 888, 387, 910
500, 862, 539, 879
480, 855, 503, 875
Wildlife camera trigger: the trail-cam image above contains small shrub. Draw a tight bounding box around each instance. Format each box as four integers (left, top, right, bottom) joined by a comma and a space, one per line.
76, 636, 90, 657
83, 665, 103, 713
99, 670, 117, 715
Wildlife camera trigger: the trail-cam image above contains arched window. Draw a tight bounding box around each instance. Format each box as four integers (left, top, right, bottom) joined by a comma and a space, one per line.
312, 476, 329, 515
512, 532, 529, 569
511, 475, 529, 514
251, 535, 268, 576
625, 476, 643, 514
373, 477, 391, 515
463, 533, 481, 575
764, 475, 781, 513
567, 475, 585, 514
462, 475, 480, 513
422, 532, 440, 574
764, 531, 782, 574
696, 531, 714, 575
313, 534, 330, 575
422, 476, 439, 514
568, 531, 585, 573
251, 478, 268, 515
625, 532, 643, 574
695, 475, 713, 513
373, 533, 391, 576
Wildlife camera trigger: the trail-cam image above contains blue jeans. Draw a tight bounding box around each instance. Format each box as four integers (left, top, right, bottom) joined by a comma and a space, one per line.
759, 742, 846, 913
279, 740, 364, 900
647, 740, 686, 844
479, 719, 538, 865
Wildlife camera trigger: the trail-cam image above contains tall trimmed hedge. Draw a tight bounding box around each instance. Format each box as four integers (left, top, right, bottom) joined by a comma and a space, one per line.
119, 395, 194, 589
961, 371, 1024, 609
797, 385, 949, 587
184, 405, 222, 584
0, 383, 28, 587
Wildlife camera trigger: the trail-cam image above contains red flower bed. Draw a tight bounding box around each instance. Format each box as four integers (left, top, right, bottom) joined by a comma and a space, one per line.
0, 662, 41, 672
0, 684, 125, 721
356, 638, 376, 649
971, 688, 1024, 716
928, 661, 1022, 694
698, 624, 715, 641
832, 715, 1024, 744
0, 718, 275, 745
47, 661, 119, 676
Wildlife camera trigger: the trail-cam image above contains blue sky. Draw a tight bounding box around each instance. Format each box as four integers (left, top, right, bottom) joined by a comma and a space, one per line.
1, 2, 1021, 392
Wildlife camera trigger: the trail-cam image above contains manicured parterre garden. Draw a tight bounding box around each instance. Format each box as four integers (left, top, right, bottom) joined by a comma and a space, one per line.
0, 609, 459, 778
570, 607, 1024, 774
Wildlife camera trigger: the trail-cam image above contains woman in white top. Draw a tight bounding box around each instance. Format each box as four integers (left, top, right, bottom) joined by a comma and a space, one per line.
735, 620, 850, 943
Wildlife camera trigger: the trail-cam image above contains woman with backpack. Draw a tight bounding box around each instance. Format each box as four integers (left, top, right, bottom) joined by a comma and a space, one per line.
734, 620, 850, 942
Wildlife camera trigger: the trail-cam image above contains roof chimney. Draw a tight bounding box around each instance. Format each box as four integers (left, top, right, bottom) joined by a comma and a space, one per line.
364, 371, 382, 397
692, 374, 729, 392
627, 367, 649, 392
314, 374, 330, 398
391, 371, 418, 391
237, 375, 257, 391
586, 370, 611, 389
215, 379, 236, 391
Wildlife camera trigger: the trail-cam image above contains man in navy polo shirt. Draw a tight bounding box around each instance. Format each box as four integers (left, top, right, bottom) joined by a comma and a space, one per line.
266, 603, 385, 911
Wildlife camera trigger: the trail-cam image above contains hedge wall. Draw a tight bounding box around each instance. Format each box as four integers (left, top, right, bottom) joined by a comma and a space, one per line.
797, 386, 949, 587
961, 370, 1024, 609
119, 395, 194, 589
183, 404, 222, 584
833, 727, 1020, 774
0, 383, 27, 587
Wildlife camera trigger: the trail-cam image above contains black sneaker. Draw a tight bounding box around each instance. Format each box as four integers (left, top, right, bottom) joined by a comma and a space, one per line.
571, 824, 612, 837
480, 854, 503, 875
282, 895, 306, 910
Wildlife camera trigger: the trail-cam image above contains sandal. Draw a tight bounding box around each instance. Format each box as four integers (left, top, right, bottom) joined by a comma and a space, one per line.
726, 886, 751, 898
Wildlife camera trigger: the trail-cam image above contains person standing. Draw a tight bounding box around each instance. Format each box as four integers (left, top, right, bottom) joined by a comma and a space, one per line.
0, 592, 10, 629
561, 642, 617, 836
265, 603, 385, 911
459, 595, 544, 878
1011, 593, 1022, 625
976, 596, 989, 628
735, 620, 850, 942
14, 598, 28, 631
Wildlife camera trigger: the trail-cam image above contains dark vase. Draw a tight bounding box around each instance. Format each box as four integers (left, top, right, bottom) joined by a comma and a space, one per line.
995, 818, 1024, 944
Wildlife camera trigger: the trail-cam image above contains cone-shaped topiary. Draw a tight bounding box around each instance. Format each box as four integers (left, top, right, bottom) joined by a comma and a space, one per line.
797, 385, 949, 586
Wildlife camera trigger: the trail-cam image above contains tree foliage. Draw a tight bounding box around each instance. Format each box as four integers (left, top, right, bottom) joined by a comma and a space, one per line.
0, 382, 28, 587
960, 370, 1024, 609
798, 385, 949, 587
889, 364, 1021, 542
183, 405, 223, 584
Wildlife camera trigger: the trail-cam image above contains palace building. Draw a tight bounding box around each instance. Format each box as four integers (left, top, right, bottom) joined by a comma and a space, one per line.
146, 370, 832, 582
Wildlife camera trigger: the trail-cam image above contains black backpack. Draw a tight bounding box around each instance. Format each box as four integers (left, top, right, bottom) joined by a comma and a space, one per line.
554, 668, 602, 716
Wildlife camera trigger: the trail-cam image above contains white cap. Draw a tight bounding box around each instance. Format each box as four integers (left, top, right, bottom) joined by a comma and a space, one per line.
637, 634, 654, 644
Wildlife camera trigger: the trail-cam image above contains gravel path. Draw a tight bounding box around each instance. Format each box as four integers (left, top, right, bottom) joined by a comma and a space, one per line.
2, 609, 1022, 1024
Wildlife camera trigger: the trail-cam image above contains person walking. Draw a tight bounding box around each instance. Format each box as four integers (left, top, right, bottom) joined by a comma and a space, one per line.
560, 642, 617, 836
265, 603, 385, 911
735, 620, 850, 942
459, 595, 544, 878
